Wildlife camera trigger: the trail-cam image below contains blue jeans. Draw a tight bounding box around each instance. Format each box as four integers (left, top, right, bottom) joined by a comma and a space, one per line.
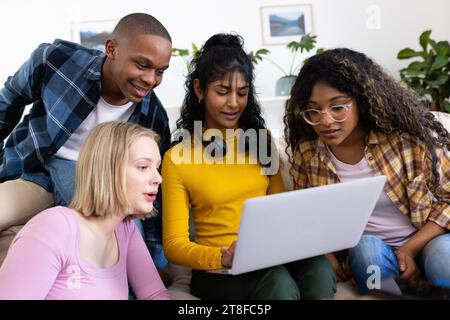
24, 156, 167, 268
348, 234, 450, 294
44, 156, 77, 206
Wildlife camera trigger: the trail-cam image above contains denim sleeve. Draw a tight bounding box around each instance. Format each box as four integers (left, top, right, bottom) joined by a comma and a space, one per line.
0, 43, 49, 141
141, 199, 167, 269
141, 94, 171, 269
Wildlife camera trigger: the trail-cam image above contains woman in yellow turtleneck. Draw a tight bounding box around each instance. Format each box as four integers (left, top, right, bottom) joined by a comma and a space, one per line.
162, 33, 336, 300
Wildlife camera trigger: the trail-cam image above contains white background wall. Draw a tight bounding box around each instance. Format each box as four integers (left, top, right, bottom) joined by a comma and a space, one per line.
1, 0, 449, 110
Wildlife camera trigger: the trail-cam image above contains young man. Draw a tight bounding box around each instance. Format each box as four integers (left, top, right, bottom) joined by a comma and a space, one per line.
0, 13, 172, 269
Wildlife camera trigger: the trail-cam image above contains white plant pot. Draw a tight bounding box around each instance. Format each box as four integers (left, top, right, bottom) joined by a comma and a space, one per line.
275, 75, 296, 96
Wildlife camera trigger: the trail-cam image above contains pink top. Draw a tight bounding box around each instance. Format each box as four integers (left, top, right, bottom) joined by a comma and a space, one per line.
0, 206, 170, 300
328, 149, 417, 248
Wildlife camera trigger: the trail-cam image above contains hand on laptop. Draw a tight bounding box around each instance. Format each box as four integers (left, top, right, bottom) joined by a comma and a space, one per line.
220, 241, 236, 268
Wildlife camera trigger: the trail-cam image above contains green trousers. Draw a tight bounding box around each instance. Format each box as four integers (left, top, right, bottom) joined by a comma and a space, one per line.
191, 255, 336, 300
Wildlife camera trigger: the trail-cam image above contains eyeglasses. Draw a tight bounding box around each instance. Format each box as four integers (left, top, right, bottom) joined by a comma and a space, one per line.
299, 102, 353, 125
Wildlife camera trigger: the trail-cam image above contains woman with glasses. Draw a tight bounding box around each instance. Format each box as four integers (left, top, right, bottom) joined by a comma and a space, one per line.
284, 48, 450, 294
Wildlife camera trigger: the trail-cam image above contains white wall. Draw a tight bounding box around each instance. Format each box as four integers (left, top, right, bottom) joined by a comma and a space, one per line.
1, 0, 449, 110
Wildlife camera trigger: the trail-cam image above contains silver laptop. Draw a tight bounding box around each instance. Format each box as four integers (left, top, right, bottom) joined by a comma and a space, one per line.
208, 175, 386, 275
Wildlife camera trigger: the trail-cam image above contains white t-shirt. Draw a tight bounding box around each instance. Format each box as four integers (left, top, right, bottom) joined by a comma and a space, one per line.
327, 148, 417, 248
56, 97, 136, 160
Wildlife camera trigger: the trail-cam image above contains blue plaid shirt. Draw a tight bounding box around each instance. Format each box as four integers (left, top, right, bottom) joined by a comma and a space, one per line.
0, 39, 171, 260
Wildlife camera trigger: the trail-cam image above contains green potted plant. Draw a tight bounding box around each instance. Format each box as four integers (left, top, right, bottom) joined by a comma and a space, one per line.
172, 43, 200, 74
249, 33, 323, 96
397, 30, 450, 113
174, 42, 262, 73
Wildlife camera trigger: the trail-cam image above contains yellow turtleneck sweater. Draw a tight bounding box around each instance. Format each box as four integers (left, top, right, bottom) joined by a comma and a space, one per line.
162, 139, 285, 270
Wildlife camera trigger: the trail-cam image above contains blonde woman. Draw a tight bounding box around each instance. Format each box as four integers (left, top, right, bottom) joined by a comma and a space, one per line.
0, 122, 169, 300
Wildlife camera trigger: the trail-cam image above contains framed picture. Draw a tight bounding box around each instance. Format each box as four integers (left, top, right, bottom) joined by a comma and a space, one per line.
260, 4, 313, 45
71, 19, 118, 51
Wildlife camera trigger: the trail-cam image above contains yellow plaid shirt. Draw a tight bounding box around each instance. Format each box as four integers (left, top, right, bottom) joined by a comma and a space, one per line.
292, 131, 450, 230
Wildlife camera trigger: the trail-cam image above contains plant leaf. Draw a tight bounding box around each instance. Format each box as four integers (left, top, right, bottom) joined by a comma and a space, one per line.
256, 48, 270, 55
287, 33, 317, 53
431, 55, 449, 71
397, 48, 422, 59
247, 51, 258, 65
247, 48, 270, 65
172, 48, 189, 57
287, 40, 300, 53
444, 100, 450, 113
428, 74, 449, 87
413, 86, 428, 96
424, 55, 435, 75
428, 39, 439, 54
436, 41, 450, 56
316, 48, 325, 55
407, 61, 425, 71
299, 33, 317, 53
406, 81, 427, 96
419, 30, 432, 51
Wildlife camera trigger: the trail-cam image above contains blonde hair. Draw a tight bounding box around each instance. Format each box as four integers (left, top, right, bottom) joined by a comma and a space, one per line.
70, 121, 160, 219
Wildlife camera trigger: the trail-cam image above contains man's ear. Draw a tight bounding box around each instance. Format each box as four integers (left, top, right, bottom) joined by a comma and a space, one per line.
193, 79, 204, 100
104, 39, 117, 59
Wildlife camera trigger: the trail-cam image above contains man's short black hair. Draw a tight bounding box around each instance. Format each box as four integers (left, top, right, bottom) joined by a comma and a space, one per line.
113, 13, 171, 43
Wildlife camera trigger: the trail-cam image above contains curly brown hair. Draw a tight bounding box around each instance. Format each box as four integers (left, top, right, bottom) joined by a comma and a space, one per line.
283, 48, 450, 187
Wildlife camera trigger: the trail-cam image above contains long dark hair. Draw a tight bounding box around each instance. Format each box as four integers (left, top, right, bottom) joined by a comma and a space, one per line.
175, 33, 274, 169
176, 33, 265, 132
284, 48, 450, 187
